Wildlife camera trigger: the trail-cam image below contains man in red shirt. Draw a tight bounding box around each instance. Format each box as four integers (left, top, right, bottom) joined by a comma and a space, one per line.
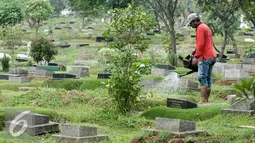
186, 13, 216, 102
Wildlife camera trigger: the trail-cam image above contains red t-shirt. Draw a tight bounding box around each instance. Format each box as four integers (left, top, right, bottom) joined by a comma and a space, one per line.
194, 23, 216, 61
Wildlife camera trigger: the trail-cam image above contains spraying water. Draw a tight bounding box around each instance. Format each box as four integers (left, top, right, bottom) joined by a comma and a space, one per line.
151, 72, 181, 94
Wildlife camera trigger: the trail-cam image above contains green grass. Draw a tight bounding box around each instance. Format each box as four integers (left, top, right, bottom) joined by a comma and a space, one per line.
140, 105, 227, 121
0, 80, 41, 91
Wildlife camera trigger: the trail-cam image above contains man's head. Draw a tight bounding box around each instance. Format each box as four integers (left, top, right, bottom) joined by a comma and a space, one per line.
186, 13, 201, 28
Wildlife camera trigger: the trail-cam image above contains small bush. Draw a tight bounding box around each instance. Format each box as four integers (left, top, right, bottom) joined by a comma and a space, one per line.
140, 106, 226, 121
1, 54, 10, 72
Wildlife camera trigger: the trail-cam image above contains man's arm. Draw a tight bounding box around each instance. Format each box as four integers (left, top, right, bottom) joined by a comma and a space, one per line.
194, 26, 205, 58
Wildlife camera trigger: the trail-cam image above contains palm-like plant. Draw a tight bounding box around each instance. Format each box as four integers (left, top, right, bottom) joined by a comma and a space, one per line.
234, 77, 255, 99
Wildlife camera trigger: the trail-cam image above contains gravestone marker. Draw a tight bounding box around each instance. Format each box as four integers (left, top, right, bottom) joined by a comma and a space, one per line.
52, 124, 108, 143
5, 112, 59, 136
178, 78, 198, 89
67, 66, 90, 78
242, 58, 255, 65
8, 68, 28, 77
151, 68, 170, 76
97, 73, 111, 79
96, 36, 105, 42
145, 117, 207, 138
9, 76, 31, 83
224, 69, 249, 80
167, 98, 197, 109
221, 98, 255, 115
0, 74, 20, 80
53, 73, 76, 80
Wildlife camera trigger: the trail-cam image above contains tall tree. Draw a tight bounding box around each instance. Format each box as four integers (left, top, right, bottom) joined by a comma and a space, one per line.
0, 0, 23, 27
197, 0, 241, 61
50, 0, 67, 16
68, 0, 105, 29
25, 0, 53, 36
145, 0, 178, 54
233, 0, 255, 26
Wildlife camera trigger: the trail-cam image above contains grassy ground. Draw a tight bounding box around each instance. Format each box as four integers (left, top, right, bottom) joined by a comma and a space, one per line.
0, 16, 254, 143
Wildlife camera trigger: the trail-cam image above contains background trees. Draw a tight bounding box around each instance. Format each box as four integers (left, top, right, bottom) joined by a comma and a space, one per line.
25, 0, 53, 36
68, 0, 105, 29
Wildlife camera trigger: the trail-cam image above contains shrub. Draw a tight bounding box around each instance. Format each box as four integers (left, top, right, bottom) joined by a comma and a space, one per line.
30, 36, 57, 64
1, 54, 10, 71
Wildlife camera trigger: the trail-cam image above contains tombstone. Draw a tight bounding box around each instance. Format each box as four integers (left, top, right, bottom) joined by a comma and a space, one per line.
60, 22, 65, 24
54, 27, 62, 30
156, 64, 175, 70
153, 29, 161, 33
140, 78, 158, 87
224, 69, 249, 80
18, 87, 35, 91
244, 32, 253, 36
69, 21, 75, 24
97, 73, 111, 79
55, 41, 70, 48
5, 112, 59, 136
178, 78, 198, 89
63, 26, 72, 29
226, 50, 235, 54
145, 117, 207, 138
238, 32, 245, 36
221, 98, 255, 115
86, 27, 94, 29
66, 66, 90, 78
9, 76, 31, 83
96, 36, 105, 42
242, 58, 255, 65
8, 68, 28, 77
53, 73, 76, 80
52, 124, 108, 143
16, 54, 28, 62
79, 43, 89, 47
167, 98, 197, 109
0, 74, 20, 80
33, 68, 54, 77
146, 32, 155, 36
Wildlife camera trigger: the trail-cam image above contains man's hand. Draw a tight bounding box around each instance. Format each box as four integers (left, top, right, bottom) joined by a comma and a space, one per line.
192, 57, 198, 65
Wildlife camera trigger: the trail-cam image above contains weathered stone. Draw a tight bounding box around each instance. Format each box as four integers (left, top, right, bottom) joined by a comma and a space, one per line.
60, 124, 97, 137
178, 78, 198, 89
9, 76, 31, 83
18, 87, 35, 91
167, 98, 197, 109
156, 117, 196, 132
8, 68, 28, 77
230, 98, 255, 110
53, 74, 76, 79
67, 66, 90, 78
242, 58, 255, 65
0, 74, 20, 80
221, 109, 254, 115
224, 69, 249, 80
33, 69, 54, 77
5, 112, 59, 136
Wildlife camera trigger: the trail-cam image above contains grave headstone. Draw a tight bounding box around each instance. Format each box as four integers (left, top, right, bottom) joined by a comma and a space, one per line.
167, 98, 197, 109
244, 32, 253, 36
226, 50, 235, 54
147, 32, 155, 36
0, 74, 20, 80
8, 68, 28, 77
53, 73, 76, 80
97, 73, 111, 79
224, 69, 249, 80
54, 27, 61, 30
32, 68, 54, 77
9, 76, 31, 83
178, 78, 198, 89
221, 98, 255, 115
242, 58, 255, 65
55, 41, 70, 48
5, 112, 59, 136
96, 36, 105, 42
69, 21, 75, 24
52, 124, 108, 143
67, 66, 90, 78
145, 117, 207, 138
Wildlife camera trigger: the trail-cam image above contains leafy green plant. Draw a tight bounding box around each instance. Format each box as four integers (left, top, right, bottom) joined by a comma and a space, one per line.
1, 54, 10, 72
103, 4, 153, 114
167, 53, 178, 66
233, 77, 255, 98
30, 36, 58, 64
243, 44, 255, 58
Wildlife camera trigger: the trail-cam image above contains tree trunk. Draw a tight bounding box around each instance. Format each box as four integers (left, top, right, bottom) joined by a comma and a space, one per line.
154, 11, 161, 32
229, 34, 240, 58
218, 30, 228, 62
169, 22, 176, 54
82, 17, 85, 29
